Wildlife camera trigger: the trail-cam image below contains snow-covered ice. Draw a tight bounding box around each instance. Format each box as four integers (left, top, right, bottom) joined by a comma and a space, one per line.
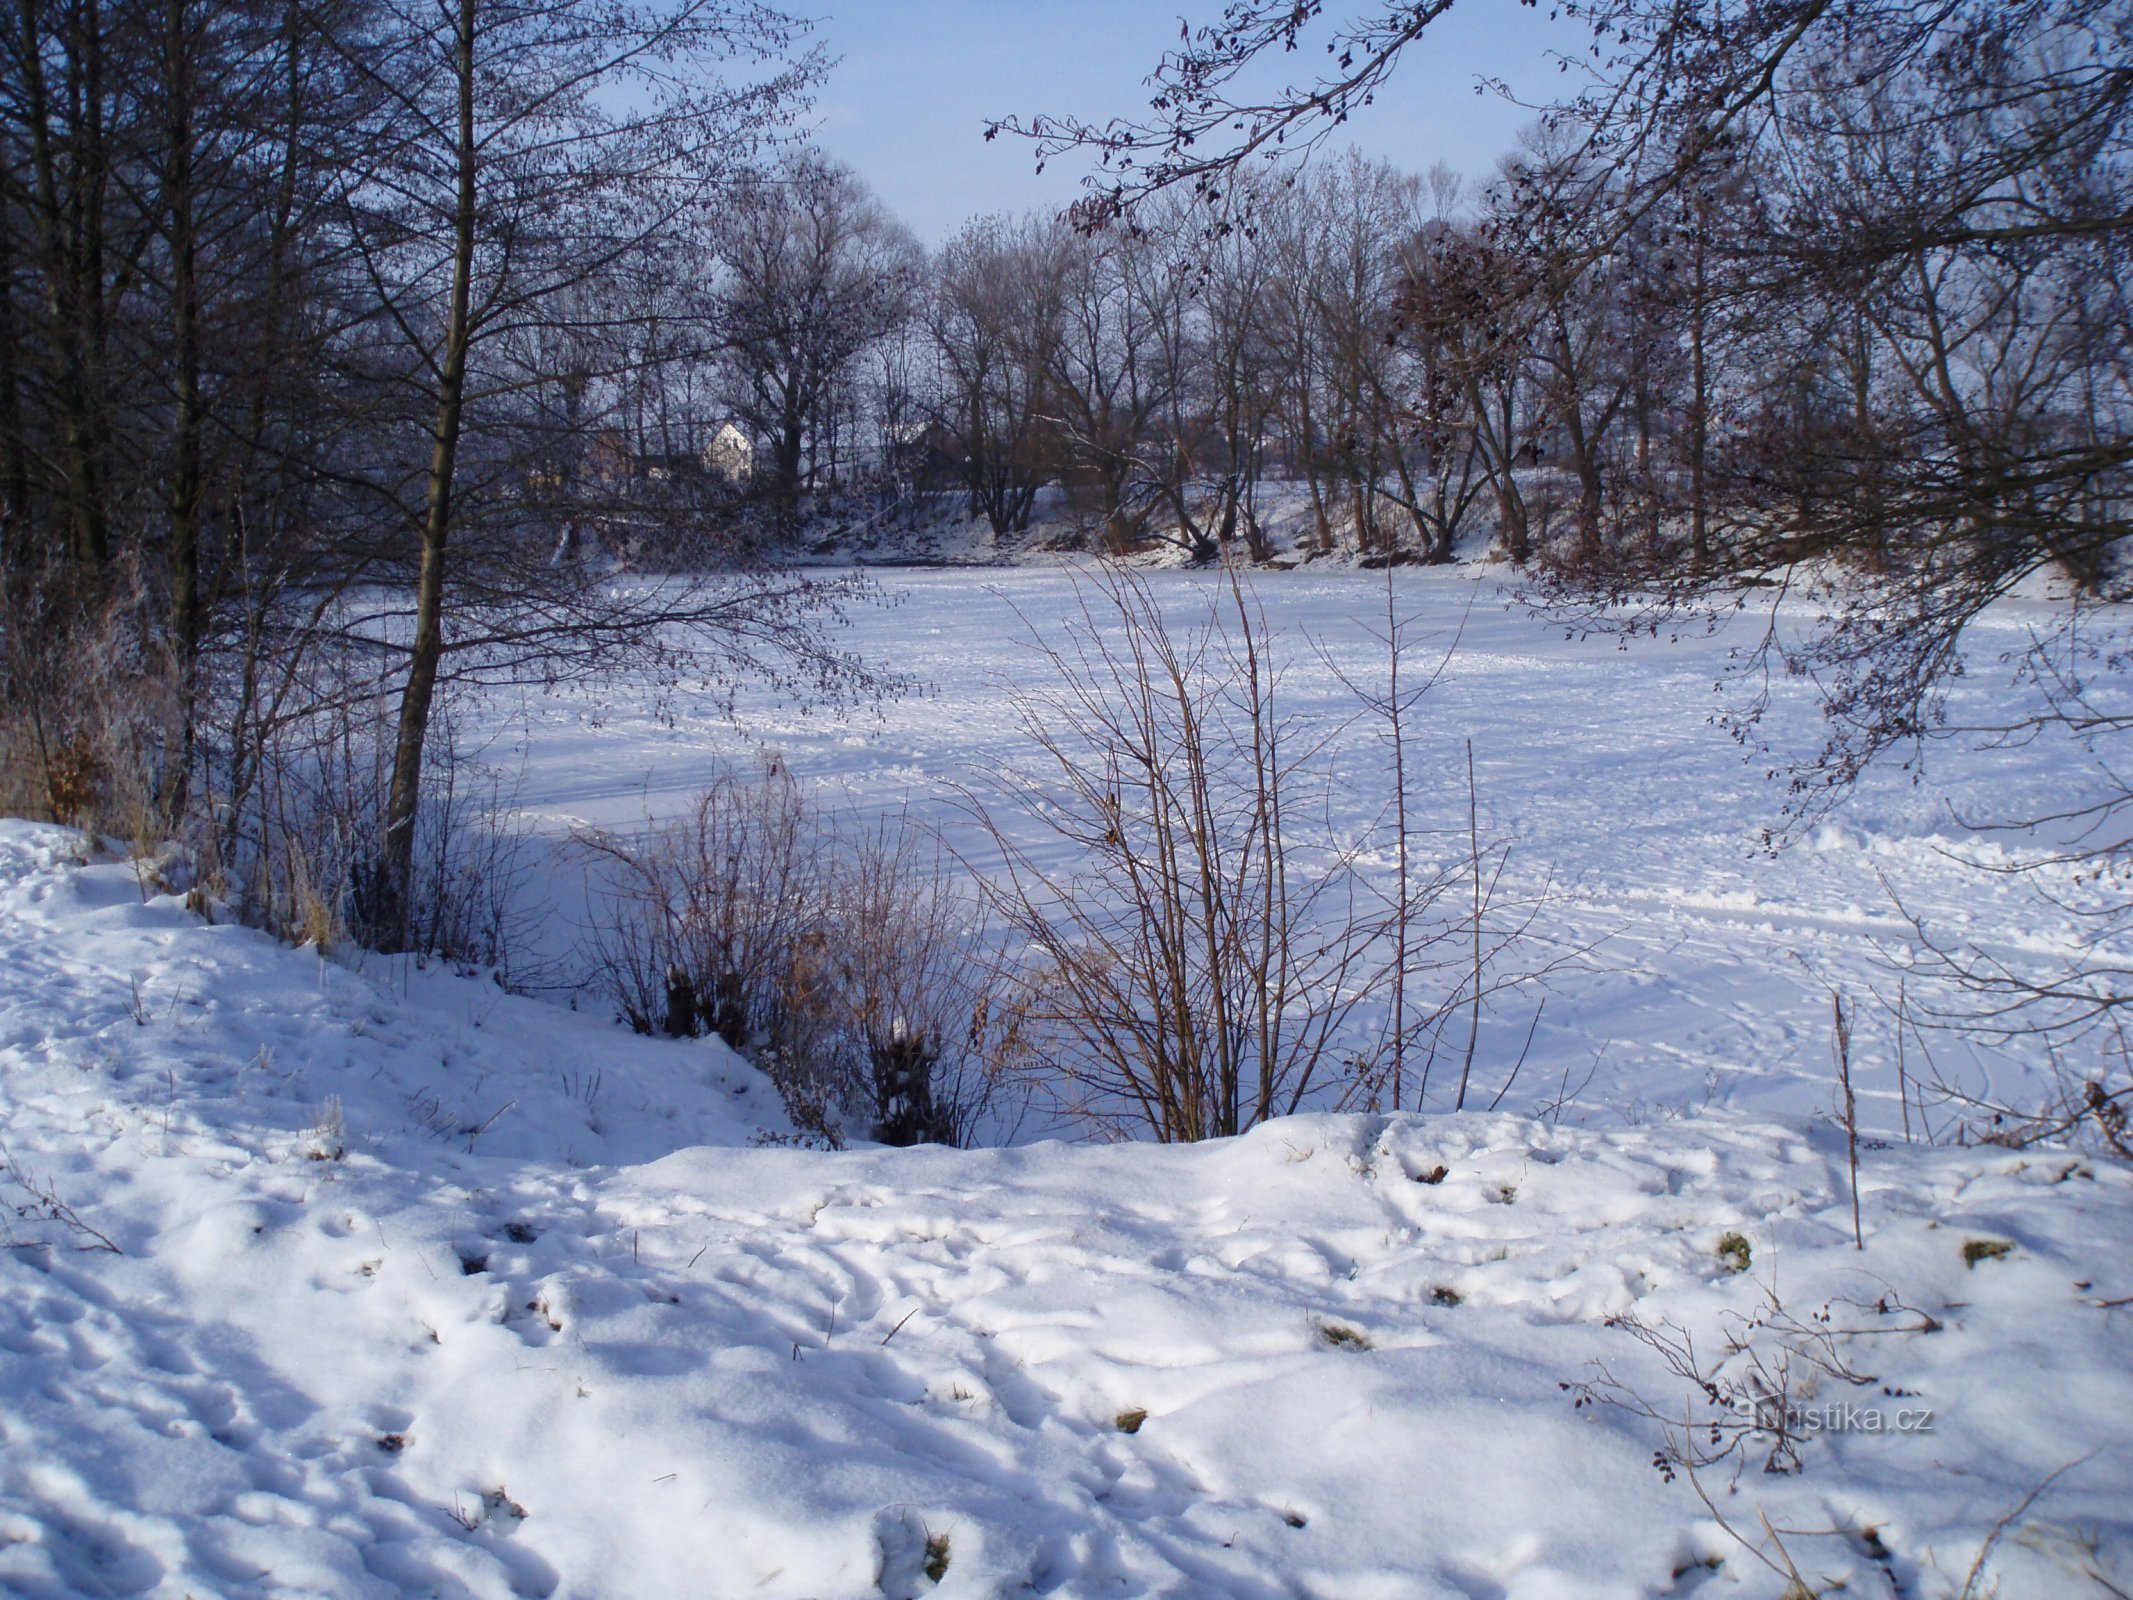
499, 566, 2116, 1132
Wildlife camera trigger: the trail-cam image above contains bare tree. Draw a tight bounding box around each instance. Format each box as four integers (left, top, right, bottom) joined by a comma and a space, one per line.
709, 151, 920, 531
1040, 223, 1178, 552
1304, 156, 1421, 558
1143, 186, 1285, 562
1394, 222, 1539, 563
339, 0, 819, 946
927, 213, 1064, 539
1499, 129, 1638, 566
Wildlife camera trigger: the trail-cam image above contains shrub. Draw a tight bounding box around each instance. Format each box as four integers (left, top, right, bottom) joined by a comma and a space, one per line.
821, 813, 1021, 1147
579, 768, 1014, 1145
209, 647, 529, 970
963, 561, 1467, 1141
0, 559, 183, 847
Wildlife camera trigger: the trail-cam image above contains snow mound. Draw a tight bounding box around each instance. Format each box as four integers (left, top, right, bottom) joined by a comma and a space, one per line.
1, 821, 2128, 1598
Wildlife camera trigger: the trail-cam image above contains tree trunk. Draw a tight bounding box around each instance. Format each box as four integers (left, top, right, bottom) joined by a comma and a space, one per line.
0, 183, 32, 592
376, 0, 476, 951
161, 0, 203, 814
1688, 225, 1709, 574
20, 0, 110, 567
1555, 331, 1603, 563
1470, 375, 1529, 563
1293, 382, 1334, 552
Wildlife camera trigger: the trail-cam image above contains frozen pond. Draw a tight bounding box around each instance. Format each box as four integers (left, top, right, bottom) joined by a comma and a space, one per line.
473, 563, 2118, 1136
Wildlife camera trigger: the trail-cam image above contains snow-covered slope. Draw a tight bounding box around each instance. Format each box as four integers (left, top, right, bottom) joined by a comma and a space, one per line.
2, 822, 2128, 1598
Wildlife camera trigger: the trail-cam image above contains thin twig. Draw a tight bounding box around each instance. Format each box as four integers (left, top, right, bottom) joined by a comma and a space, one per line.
463, 1099, 516, 1154
1896, 978, 1914, 1144
1835, 992, 1863, 1251
1488, 999, 1546, 1113
881, 1306, 920, 1346
1958, 1456, 2095, 1600
1456, 738, 1481, 1112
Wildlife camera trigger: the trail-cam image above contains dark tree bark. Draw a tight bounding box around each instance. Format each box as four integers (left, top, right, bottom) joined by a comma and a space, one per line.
373, 0, 474, 950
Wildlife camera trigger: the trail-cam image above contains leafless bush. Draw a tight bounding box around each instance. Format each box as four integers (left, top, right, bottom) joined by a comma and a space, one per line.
1, 569, 485, 966
210, 633, 394, 951
201, 632, 530, 970
0, 561, 183, 849
961, 561, 1479, 1142
577, 759, 824, 1045
1564, 1285, 1923, 1482
823, 814, 1022, 1146
578, 768, 1012, 1145
578, 759, 851, 1138
391, 716, 536, 974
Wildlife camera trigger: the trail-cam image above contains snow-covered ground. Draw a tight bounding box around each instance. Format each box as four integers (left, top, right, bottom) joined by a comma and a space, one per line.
4, 564, 2132, 1598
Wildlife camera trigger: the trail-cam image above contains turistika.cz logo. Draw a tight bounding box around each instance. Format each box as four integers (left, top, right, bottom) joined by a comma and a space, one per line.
1735, 1399, 1935, 1435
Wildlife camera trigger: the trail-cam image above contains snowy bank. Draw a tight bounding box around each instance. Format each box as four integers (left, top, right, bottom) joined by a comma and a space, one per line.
1, 822, 2129, 1598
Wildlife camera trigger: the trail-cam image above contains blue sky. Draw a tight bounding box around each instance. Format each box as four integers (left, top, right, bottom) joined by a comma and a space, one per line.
804, 1, 1590, 243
